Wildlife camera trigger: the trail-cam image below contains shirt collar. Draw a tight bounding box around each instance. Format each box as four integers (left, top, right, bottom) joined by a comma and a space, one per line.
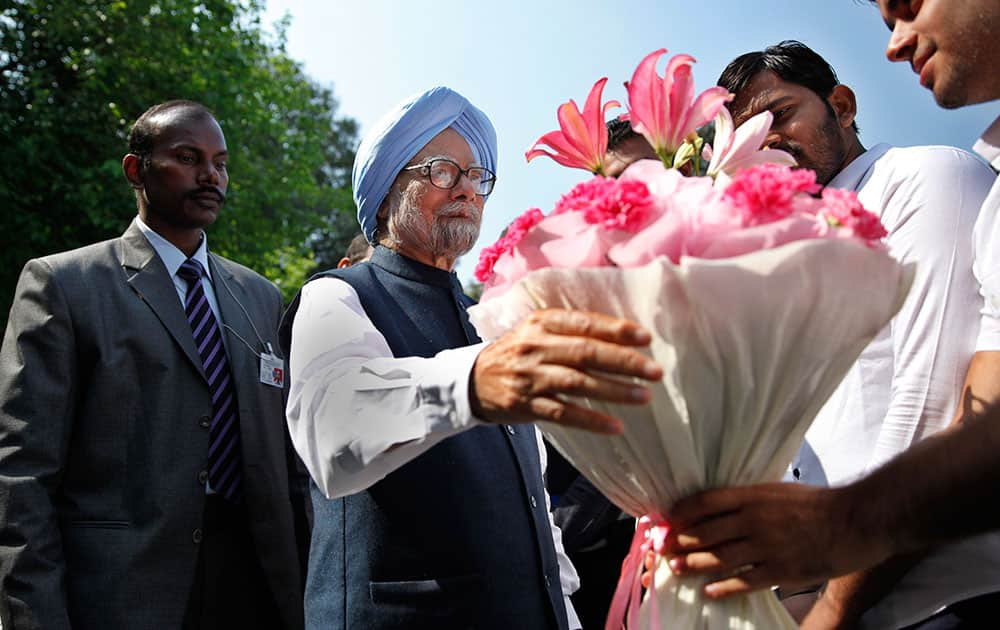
826, 143, 892, 193
973, 115, 1000, 171
134, 216, 212, 281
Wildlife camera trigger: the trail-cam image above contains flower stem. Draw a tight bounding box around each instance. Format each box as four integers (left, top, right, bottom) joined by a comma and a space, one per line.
656, 147, 675, 171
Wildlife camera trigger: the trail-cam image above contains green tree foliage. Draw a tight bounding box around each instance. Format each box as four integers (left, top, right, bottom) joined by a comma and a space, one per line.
463, 280, 483, 302
0, 0, 359, 320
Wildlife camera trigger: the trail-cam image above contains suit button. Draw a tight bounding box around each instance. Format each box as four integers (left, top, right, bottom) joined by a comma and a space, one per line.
506, 425, 515, 435
192, 528, 203, 544
544, 575, 552, 589
198, 414, 211, 428
530, 495, 538, 508
197, 470, 209, 485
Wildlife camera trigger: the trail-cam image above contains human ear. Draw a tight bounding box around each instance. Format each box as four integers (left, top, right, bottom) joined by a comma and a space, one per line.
828, 85, 858, 130
122, 153, 145, 190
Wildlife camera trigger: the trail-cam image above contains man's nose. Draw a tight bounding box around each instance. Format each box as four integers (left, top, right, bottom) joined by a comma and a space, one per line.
451, 171, 477, 200
762, 130, 782, 151
197, 161, 221, 186
885, 22, 917, 64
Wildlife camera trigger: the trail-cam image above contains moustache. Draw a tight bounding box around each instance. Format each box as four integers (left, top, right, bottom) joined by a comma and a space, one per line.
436, 202, 479, 219
771, 142, 802, 158
186, 187, 226, 205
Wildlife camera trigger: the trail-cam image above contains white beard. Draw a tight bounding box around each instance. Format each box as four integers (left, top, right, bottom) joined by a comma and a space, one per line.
386, 184, 482, 260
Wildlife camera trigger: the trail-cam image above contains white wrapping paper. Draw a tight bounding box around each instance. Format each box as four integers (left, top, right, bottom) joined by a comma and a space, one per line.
469, 239, 913, 629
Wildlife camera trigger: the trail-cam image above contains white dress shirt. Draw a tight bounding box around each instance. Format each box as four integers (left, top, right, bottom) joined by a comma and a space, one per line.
135, 216, 221, 321
973, 116, 1000, 351
785, 144, 998, 628
287, 276, 581, 628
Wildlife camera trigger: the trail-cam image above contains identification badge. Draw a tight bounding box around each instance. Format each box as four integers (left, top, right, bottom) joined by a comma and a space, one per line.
259, 352, 285, 388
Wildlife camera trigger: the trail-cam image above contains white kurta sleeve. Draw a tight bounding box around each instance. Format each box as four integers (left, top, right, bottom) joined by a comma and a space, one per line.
286, 276, 486, 498
867, 147, 995, 471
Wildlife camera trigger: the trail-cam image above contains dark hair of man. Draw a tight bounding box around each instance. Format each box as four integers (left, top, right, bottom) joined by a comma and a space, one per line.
344, 233, 372, 264
127, 99, 216, 158
606, 117, 640, 153
717, 40, 859, 133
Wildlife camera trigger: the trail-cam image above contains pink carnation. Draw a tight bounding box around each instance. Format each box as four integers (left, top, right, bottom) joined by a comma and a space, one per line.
554, 176, 654, 232
723, 163, 821, 226
819, 188, 888, 243
474, 208, 545, 282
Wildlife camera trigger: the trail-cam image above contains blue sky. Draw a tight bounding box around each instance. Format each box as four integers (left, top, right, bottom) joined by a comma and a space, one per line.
262, 0, 998, 283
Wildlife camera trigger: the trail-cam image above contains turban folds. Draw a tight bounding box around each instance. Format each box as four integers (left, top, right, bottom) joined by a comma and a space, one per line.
352, 86, 498, 244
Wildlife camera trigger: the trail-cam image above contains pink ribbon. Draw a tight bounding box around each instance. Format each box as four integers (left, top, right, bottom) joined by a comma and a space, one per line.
604, 514, 670, 630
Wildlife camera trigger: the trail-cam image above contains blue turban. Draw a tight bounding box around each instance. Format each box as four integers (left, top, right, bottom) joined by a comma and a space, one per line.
352, 86, 498, 244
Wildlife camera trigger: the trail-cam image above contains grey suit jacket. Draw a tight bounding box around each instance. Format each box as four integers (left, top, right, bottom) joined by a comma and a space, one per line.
0, 220, 306, 629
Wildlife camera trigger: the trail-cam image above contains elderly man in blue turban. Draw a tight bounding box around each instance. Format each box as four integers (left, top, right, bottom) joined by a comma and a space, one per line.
280, 86, 662, 630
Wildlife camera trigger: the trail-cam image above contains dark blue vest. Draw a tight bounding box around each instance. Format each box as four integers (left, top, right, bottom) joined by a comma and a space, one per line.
281, 246, 570, 630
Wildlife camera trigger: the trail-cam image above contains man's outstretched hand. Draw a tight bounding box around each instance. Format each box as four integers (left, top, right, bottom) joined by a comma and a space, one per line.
656, 482, 892, 598
470, 309, 663, 434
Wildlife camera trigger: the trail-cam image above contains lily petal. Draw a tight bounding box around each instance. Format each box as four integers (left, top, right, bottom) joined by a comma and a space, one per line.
556, 100, 593, 156
626, 48, 669, 151
527, 77, 618, 173
683, 87, 732, 141
707, 110, 795, 179
663, 54, 696, 149
526, 130, 590, 167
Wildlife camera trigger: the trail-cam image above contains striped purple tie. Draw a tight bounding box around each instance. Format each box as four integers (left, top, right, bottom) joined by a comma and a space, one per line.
177, 258, 242, 502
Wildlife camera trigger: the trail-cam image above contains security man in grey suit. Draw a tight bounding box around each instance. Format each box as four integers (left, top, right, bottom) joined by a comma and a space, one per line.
0, 100, 307, 629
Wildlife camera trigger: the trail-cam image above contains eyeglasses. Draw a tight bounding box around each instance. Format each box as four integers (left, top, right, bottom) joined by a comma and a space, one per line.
402, 158, 496, 196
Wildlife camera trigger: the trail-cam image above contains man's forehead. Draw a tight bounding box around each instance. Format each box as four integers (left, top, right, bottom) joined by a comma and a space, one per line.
413, 131, 478, 165
731, 73, 799, 122
152, 113, 226, 150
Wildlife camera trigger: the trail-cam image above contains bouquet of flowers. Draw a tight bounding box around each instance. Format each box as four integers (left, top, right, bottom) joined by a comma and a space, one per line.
468, 49, 914, 630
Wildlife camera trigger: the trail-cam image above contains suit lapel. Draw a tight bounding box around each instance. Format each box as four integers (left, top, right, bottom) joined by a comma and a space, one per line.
208, 254, 260, 402
119, 220, 205, 376
210, 255, 278, 485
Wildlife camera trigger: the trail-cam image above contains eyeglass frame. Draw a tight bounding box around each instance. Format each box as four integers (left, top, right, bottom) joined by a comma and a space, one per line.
401, 157, 496, 196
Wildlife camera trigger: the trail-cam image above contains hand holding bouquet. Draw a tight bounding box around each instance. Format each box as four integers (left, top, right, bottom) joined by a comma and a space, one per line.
469, 49, 913, 629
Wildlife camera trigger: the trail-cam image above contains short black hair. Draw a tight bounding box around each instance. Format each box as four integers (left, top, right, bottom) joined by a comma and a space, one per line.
717, 40, 858, 132
127, 99, 216, 157
344, 233, 372, 264
606, 117, 640, 152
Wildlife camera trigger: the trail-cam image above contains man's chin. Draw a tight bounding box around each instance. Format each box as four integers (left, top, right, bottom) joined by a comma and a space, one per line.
183, 200, 223, 226
187, 212, 220, 229
933, 86, 971, 110
434, 229, 480, 259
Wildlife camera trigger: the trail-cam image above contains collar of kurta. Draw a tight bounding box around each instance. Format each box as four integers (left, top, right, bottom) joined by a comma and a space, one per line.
370, 245, 461, 289
826, 143, 892, 193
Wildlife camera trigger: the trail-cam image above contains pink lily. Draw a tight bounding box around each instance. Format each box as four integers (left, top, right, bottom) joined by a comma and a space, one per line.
625, 49, 732, 165
706, 107, 797, 186
526, 77, 620, 174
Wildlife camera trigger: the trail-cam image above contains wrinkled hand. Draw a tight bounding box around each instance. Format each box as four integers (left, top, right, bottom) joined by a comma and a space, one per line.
470, 309, 662, 434
660, 482, 886, 599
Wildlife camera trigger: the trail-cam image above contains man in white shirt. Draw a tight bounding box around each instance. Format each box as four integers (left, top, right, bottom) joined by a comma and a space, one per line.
714, 40, 996, 628
653, 3, 1000, 628
280, 86, 662, 630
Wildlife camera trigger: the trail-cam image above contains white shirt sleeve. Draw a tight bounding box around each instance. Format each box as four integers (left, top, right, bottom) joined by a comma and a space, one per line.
535, 428, 582, 629
286, 276, 486, 498
973, 179, 1000, 351
866, 148, 995, 470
